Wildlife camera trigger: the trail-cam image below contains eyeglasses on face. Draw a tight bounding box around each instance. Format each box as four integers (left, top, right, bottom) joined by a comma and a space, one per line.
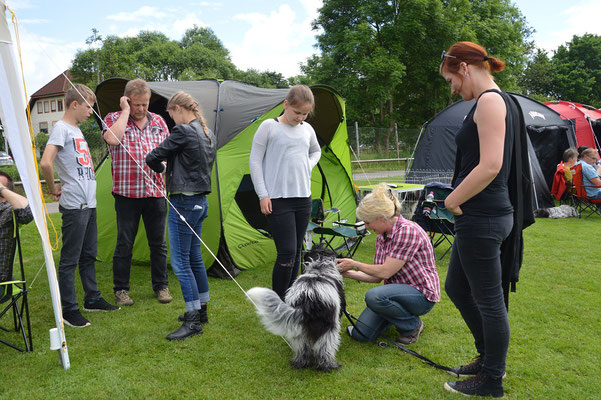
441, 50, 458, 62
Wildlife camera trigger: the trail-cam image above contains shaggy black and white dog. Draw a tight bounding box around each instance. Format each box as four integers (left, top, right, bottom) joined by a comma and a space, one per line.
247, 247, 345, 372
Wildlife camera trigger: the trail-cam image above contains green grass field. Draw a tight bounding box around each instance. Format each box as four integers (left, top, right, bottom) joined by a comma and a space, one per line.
2, 212, 600, 399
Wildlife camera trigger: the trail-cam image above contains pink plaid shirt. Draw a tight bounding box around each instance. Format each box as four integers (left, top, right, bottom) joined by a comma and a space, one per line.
374, 216, 440, 302
103, 111, 169, 198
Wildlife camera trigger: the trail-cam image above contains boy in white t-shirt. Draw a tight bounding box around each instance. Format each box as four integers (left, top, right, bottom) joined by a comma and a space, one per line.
41, 84, 119, 328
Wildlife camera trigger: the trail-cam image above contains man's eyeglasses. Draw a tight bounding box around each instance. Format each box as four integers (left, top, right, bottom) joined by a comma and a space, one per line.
441, 50, 458, 62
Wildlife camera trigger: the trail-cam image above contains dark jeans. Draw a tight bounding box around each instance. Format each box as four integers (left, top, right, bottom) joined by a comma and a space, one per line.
58, 206, 101, 312
168, 194, 209, 311
266, 197, 312, 300
445, 213, 513, 379
112, 195, 168, 293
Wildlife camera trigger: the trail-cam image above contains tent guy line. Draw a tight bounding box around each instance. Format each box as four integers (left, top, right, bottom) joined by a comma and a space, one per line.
24, 35, 294, 350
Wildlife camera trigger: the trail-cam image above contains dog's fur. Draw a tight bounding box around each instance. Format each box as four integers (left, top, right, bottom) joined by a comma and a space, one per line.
247, 247, 345, 371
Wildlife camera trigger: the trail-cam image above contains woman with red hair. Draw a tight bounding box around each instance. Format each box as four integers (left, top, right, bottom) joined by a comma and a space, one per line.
439, 41, 514, 398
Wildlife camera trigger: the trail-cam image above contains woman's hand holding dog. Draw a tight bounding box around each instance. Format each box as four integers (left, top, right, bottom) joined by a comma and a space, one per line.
337, 258, 356, 272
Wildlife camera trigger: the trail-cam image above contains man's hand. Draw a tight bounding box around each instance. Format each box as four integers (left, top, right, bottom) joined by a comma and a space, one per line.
260, 197, 272, 215
337, 258, 356, 272
119, 96, 131, 113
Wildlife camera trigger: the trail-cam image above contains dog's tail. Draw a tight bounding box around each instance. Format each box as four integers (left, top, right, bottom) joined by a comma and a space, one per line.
247, 287, 303, 338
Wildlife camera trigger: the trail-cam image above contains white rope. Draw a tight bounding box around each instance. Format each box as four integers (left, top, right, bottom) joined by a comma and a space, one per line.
29, 43, 293, 349
349, 145, 372, 186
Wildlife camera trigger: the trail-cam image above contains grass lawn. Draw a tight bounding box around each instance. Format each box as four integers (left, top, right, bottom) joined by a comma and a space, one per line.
2, 212, 600, 399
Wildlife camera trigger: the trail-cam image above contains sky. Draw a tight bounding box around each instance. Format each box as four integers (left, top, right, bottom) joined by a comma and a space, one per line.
4, 0, 601, 96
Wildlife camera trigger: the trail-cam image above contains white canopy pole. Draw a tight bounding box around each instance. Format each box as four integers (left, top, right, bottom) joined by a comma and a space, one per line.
0, 1, 69, 369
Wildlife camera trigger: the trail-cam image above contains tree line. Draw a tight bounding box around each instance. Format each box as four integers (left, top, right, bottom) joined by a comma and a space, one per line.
69, 0, 601, 145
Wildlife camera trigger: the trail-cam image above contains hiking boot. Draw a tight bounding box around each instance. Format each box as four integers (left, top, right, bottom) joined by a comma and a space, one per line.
155, 287, 173, 304
83, 297, 120, 312
178, 304, 208, 324
396, 319, 424, 345
63, 309, 91, 328
444, 372, 504, 398
167, 311, 203, 340
115, 290, 134, 306
447, 355, 507, 379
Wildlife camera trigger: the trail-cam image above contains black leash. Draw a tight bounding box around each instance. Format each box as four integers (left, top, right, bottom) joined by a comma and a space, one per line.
343, 309, 456, 374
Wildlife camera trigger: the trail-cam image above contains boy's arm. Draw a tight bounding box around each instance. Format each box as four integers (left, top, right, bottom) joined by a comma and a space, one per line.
40, 144, 61, 201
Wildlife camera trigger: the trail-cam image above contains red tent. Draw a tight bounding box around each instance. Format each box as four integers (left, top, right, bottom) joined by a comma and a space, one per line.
544, 101, 601, 152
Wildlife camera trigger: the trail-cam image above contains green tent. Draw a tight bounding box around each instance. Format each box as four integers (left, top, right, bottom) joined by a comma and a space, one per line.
94, 79, 356, 274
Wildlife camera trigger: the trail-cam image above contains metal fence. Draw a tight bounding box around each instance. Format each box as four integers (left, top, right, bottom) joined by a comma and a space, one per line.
347, 123, 419, 161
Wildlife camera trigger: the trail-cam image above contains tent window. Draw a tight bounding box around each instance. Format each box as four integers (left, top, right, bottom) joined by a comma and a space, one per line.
37, 102, 42, 114
234, 174, 271, 236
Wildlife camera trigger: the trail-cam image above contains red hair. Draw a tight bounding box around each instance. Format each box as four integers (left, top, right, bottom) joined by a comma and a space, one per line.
440, 41, 505, 75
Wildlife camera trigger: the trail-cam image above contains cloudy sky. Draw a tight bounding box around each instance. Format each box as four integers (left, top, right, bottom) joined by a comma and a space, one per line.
4, 0, 601, 96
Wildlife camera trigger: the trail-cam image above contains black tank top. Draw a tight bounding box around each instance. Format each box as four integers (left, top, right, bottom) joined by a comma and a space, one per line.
453, 89, 514, 217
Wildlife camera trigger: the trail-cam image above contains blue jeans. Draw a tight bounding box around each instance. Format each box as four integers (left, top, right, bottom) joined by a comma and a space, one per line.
445, 213, 513, 379
58, 206, 101, 312
168, 194, 209, 311
349, 283, 435, 342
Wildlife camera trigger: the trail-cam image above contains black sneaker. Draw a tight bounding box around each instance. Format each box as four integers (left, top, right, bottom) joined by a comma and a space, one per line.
83, 297, 120, 312
444, 372, 504, 398
448, 355, 507, 379
63, 309, 91, 328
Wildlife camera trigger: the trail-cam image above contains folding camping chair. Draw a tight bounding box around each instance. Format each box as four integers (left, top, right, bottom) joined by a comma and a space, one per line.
0, 224, 33, 352
570, 163, 601, 218
413, 183, 455, 260
306, 198, 369, 258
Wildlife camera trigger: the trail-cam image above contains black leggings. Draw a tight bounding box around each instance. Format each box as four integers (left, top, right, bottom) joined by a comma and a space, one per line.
445, 213, 513, 378
266, 197, 312, 299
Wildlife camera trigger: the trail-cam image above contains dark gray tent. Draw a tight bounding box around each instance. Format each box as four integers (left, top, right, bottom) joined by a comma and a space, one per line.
408, 93, 577, 209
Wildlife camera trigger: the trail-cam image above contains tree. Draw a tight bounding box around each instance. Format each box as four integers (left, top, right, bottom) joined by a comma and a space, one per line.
551, 34, 601, 106
303, 0, 532, 137
519, 49, 554, 101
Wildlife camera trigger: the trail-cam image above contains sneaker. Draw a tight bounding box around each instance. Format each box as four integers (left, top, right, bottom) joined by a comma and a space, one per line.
63, 309, 91, 328
115, 290, 134, 306
83, 297, 121, 312
447, 355, 507, 379
396, 319, 424, 345
444, 372, 504, 398
155, 287, 173, 304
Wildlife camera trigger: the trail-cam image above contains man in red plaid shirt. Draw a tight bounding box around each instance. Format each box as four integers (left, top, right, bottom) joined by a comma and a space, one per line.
103, 79, 172, 307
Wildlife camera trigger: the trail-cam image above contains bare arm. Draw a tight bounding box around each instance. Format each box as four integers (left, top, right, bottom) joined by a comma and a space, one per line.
445, 92, 507, 215
337, 255, 406, 281
590, 176, 601, 187
40, 144, 61, 201
103, 96, 131, 146
0, 185, 28, 209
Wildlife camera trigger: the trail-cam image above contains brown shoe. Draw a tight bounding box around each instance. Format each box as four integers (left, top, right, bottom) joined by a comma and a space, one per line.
155, 287, 173, 303
114, 290, 134, 306
396, 319, 424, 345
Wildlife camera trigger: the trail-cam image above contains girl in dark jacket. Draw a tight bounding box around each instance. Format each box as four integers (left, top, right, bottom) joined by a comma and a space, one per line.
146, 91, 216, 340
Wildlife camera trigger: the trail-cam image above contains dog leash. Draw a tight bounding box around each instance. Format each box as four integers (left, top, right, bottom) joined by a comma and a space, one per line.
343, 309, 456, 374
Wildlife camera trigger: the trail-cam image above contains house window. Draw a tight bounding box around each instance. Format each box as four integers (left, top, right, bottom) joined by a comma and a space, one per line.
39, 122, 48, 133
57, 99, 63, 112
44, 101, 49, 113
51, 100, 56, 112
37, 102, 43, 114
